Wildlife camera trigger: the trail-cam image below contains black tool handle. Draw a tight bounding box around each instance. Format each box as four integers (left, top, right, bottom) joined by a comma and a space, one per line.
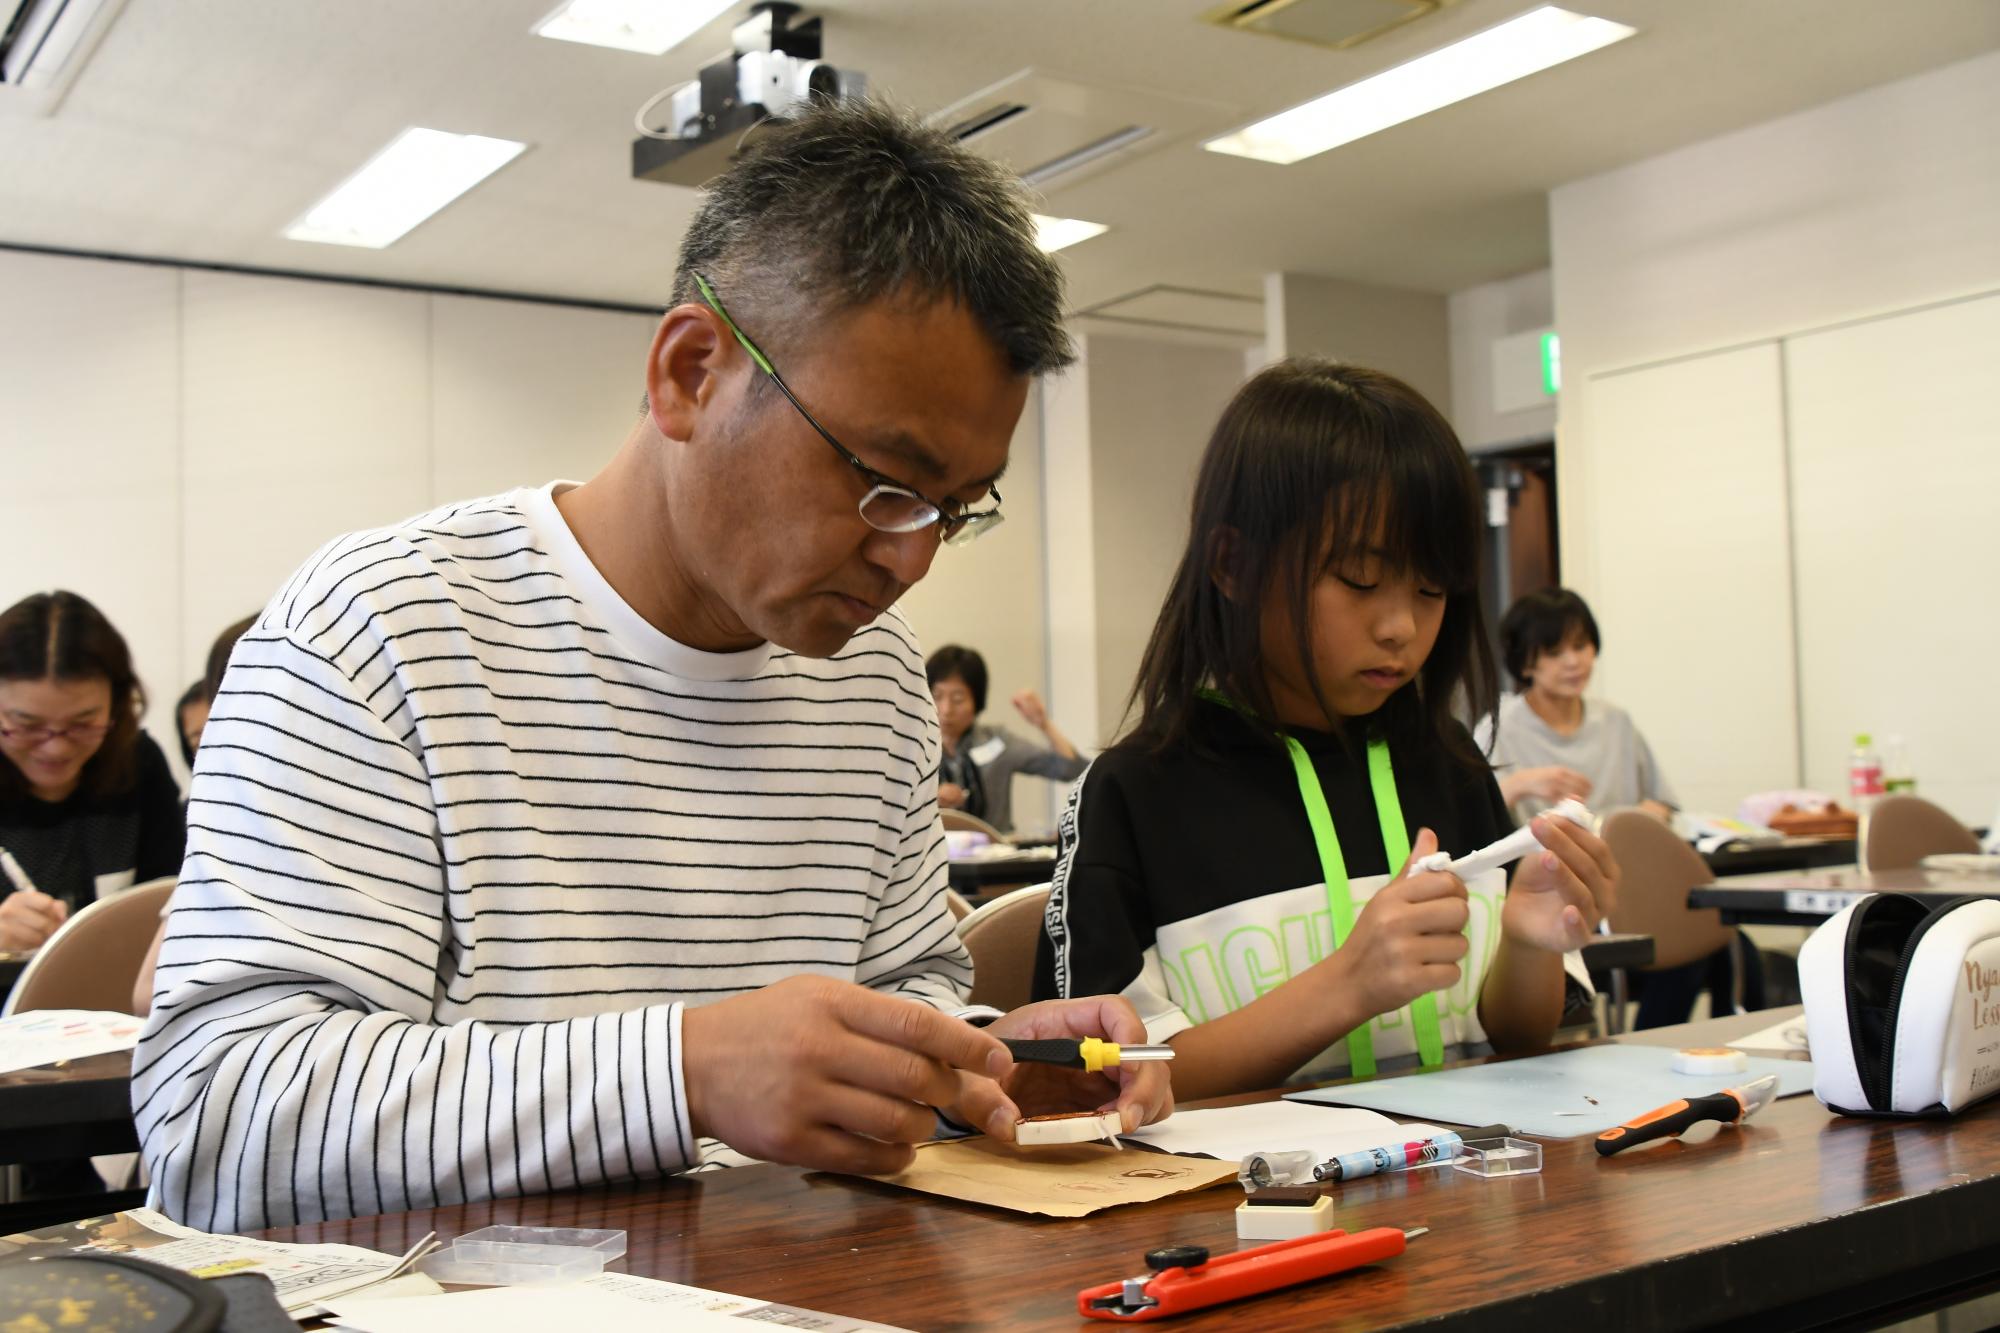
1002, 1038, 1086, 1069
1595, 1092, 1739, 1157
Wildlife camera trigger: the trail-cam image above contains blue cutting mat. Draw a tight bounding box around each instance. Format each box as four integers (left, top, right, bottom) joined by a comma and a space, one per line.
1284, 1044, 1816, 1138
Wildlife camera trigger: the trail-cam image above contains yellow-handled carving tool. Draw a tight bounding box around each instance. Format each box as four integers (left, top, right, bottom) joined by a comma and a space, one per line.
1001, 1038, 1175, 1074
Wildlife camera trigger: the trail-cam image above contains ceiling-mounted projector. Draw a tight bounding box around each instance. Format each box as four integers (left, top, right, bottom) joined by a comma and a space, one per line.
632, 2, 867, 189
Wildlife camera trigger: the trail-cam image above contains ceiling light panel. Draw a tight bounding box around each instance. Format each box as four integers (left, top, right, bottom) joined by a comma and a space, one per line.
285, 129, 527, 249
532, 0, 738, 55
1033, 214, 1110, 253
1205, 5, 1636, 165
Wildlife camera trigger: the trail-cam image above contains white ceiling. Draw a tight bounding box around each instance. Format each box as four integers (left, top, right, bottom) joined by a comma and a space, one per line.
2, 0, 1996, 317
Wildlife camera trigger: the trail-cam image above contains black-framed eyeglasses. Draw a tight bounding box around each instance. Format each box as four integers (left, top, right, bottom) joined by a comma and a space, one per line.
0, 715, 110, 747
692, 273, 1005, 546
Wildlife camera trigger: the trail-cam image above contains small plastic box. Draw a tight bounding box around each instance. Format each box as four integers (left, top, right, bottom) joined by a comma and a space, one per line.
416, 1244, 603, 1286
1450, 1137, 1542, 1177
455, 1225, 628, 1264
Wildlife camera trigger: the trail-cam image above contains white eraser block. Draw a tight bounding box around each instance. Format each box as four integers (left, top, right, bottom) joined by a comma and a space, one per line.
1235, 1193, 1337, 1241
1672, 1047, 1750, 1076
1015, 1111, 1123, 1146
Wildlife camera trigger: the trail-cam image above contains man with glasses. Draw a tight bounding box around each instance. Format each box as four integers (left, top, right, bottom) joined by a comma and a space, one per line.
133, 101, 1169, 1231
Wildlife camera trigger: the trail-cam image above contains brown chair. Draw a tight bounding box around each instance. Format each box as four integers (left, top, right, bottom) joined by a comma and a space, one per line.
943, 888, 975, 922
955, 884, 1050, 1012
942, 809, 1007, 841
1600, 810, 1742, 1027
2, 876, 176, 1017
1863, 795, 1979, 871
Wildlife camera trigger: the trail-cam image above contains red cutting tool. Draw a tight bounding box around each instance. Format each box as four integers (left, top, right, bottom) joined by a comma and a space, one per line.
1077, 1226, 1427, 1321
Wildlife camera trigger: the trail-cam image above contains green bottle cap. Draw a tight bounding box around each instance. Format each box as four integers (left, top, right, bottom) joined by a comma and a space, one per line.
1854, 733, 1872, 747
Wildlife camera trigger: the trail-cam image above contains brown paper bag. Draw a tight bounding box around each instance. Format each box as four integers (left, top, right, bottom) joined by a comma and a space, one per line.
849, 1138, 1237, 1217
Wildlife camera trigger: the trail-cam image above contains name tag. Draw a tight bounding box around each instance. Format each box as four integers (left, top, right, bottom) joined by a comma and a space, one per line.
1786, 889, 1862, 916
968, 736, 1006, 767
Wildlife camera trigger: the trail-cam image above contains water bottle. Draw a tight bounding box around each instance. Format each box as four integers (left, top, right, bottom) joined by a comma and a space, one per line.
1851, 733, 1885, 865
1883, 735, 1916, 796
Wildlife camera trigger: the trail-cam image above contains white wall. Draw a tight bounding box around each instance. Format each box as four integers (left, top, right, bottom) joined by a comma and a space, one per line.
1447, 268, 1556, 451
1552, 50, 2000, 600
1264, 271, 1451, 410
1551, 51, 2000, 821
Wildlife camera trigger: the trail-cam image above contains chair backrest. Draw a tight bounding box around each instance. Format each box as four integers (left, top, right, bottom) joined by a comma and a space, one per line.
956, 884, 1051, 1012
2, 876, 176, 1018
942, 810, 1006, 841
1600, 810, 1734, 972
1863, 794, 1979, 871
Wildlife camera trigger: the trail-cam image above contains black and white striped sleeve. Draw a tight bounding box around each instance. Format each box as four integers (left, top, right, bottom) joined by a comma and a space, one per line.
131, 623, 695, 1231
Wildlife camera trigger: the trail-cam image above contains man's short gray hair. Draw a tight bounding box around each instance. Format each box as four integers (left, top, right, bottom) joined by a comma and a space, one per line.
670, 99, 1074, 377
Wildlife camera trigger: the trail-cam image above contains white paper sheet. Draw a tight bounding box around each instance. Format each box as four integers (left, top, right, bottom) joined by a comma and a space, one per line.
1121, 1100, 1444, 1163
0, 1008, 143, 1075
328, 1285, 748, 1333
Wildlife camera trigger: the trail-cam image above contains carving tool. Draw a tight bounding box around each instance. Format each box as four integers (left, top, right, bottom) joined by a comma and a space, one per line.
1079, 1227, 1427, 1321
1595, 1073, 1780, 1157
1001, 1037, 1175, 1074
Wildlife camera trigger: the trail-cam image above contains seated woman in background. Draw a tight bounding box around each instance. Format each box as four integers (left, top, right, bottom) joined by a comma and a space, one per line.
1483, 587, 1759, 1028
0, 590, 185, 953
926, 644, 1088, 835
1482, 588, 1676, 825
174, 679, 208, 769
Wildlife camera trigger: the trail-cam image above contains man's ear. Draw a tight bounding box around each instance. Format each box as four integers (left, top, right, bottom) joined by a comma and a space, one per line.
645, 303, 730, 442
1208, 527, 1244, 601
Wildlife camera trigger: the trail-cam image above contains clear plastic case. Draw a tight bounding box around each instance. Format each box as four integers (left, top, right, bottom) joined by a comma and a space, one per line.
455, 1225, 628, 1263
1450, 1137, 1543, 1177
415, 1245, 604, 1286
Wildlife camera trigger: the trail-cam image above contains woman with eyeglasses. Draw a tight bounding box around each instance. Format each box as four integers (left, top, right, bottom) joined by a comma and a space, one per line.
0, 591, 185, 953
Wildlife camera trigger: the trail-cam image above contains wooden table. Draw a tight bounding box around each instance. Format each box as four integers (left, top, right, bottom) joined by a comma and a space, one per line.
258, 1009, 2000, 1331
0, 1050, 137, 1165
1691, 865, 2000, 926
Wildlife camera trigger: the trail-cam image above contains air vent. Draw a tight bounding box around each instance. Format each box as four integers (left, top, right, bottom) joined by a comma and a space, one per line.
0, 0, 127, 114
934, 70, 1232, 196
1201, 0, 1455, 50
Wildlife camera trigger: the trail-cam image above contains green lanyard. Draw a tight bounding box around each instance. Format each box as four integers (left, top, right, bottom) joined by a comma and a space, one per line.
1201, 691, 1446, 1074
1281, 733, 1445, 1075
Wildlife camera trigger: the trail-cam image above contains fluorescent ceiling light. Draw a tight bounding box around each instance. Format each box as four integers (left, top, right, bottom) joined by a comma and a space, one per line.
1204, 6, 1636, 165
1033, 214, 1110, 253
532, 0, 738, 55
285, 128, 527, 249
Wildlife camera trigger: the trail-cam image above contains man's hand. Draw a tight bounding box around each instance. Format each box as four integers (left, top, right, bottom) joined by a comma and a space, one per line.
1321, 829, 1469, 1020
938, 782, 968, 810
1011, 690, 1050, 732
681, 975, 1009, 1177
1503, 814, 1620, 953
950, 995, 1175, 1142
0, 889, 67, 951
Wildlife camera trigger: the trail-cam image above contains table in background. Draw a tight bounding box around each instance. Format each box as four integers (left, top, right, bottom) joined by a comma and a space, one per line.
1691, 865, 2000, 927
947, 846, 1057, 897
0, 1050, 137, 1165
1578, 931, 1652, 972
1700, 837, 1855, 878
260, 1009, 2000, 1331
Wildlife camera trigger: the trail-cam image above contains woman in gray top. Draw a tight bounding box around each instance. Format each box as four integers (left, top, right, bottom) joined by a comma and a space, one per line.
1479, 588, 1676, 826
926, 645, 1088, 835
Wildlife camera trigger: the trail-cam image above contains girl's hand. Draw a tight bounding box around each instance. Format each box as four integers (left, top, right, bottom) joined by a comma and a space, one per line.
1522, 766, 1593, 802
1011, 689, 1050, 732
1327, 829, 1470, 1020
938, 782, 968, 810
1504, 815, 1620, 953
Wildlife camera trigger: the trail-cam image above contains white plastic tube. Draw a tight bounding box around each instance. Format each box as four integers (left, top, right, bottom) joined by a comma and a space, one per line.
1415, 798, 1595, 881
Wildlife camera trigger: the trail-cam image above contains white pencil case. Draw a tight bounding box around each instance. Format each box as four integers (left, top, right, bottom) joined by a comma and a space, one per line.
1798, 892, 2000, 1117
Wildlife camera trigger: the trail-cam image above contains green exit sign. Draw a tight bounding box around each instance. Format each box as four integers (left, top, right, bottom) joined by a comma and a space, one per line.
1540, 332, 1561, 395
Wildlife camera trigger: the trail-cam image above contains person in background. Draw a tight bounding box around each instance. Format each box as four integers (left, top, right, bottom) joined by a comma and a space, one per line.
1482, 588, 1675, 825
133, 613, 256, 1014
926, 644, 1087, 835
0, 591, 184, 952
174, 681, 207, 769
1483, 587, 1759, 1027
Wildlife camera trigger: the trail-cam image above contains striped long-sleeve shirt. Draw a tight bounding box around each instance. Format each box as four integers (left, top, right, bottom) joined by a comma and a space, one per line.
131, 482, 973, 1231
